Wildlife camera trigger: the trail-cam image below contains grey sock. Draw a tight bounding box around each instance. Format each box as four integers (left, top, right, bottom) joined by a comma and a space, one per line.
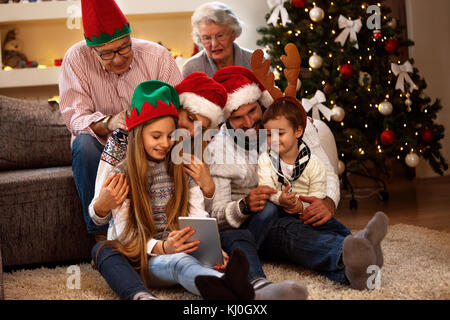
132, 291, 159, 300
343, 236, 376, 290
355, 211, 389, 267
252, 278, 308, 300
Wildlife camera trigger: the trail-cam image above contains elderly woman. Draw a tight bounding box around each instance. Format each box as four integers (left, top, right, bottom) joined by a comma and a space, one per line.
182, 2, 253, 78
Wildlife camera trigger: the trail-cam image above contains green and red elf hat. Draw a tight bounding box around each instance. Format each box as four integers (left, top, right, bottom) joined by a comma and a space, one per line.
81, 0, 132, 47
126, 81, 180, 131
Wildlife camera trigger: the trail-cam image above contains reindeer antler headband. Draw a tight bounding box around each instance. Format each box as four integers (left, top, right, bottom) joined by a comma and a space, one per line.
251, 43, 306, 127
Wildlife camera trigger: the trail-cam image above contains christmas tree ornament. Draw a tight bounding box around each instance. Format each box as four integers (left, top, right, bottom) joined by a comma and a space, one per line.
339, 63, 354, 79
337, 160, 346, 175
309, 6, 325, 22
421, 128, 435, 143
405, 152, 420, 168
359, 71, 372, 87
296, 78, 302, 92
378, 100, 393, 116
334, 15, 362, 49
387, 18, 397, 29
372, 29, 382, 40
405, 97, 412, 112
292, 0, 306, 8
331, 106, 345, 122
301, 90, 332, 121
380, 129, 396, 146
323, 83, 334, 94
384, 38, 398, 54
267, 0, 291, 27
391, 61, 418, 93
308, 52, 323, 69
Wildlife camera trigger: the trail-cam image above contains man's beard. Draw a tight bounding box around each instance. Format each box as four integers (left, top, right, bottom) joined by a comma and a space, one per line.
226, 120, 263, 152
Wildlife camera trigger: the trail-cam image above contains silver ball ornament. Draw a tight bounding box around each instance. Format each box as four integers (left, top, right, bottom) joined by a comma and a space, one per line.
308, 52, 323, 69
309, 6, 325, 22
405, 152, 419, 168
378, 100, 393, 116
331, 106, 345, 122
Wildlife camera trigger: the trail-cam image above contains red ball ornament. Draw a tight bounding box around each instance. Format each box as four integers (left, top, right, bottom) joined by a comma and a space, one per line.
292, 0, 307, 7
340, 64, 354, 79
385, 38, 399, 54
421, 128, 435, 143
373, 30, 382, 40
380, 129, 396, 146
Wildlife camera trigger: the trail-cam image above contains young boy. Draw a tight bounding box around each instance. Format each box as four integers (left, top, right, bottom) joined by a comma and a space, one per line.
258, 96, 327, 218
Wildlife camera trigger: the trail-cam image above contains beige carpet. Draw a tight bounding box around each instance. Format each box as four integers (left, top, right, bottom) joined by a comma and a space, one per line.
3, 224, 450, 300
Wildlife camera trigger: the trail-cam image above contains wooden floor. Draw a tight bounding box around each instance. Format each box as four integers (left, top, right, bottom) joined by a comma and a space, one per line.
334, 174, 450, 233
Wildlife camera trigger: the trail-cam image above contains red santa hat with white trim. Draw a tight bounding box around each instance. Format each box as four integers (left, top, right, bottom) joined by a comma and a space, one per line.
213, 66, 273, 120
175, 72, 227, 128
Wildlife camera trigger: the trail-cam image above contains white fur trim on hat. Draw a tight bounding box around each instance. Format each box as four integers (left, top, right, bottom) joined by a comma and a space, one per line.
179, 92, 223, 128
224, 84, 262, 120
259, 90, 274, 108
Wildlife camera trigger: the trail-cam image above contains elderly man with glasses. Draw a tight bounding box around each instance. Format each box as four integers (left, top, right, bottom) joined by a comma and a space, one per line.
59, 0, 182, 237
182, 2, 253, 78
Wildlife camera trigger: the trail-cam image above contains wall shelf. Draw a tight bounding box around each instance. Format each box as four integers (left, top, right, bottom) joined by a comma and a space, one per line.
0, 0, 207, 23
0, 66, 60, 88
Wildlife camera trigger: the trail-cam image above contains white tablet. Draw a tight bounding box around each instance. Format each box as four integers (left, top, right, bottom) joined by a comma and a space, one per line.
178, 217, 224, 268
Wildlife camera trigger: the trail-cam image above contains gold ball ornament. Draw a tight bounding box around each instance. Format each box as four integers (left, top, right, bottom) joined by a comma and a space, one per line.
405, 152, 420, 168
331, 106, 345, 122
309, 6, 325, 22
308, 52, 323, 69
337, 160, 346, 175
378, 100, 393, 116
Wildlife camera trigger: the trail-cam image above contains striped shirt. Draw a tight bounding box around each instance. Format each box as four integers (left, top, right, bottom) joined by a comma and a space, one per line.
59, 38, 183, 145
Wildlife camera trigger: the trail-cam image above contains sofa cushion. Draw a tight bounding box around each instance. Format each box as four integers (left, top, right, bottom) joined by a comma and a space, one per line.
0, 167, 94, 267
0, 95, 72, 170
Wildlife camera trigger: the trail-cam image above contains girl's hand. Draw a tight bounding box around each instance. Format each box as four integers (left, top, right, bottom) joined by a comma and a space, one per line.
94, 173, 129, 217
279, 185, 297, 209
183, 154, 215, 198
164, 227, 200, 254
213, 250, 230, 272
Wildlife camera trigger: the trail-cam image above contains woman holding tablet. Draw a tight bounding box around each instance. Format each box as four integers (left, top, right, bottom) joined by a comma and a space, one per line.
91, 80, 254, 300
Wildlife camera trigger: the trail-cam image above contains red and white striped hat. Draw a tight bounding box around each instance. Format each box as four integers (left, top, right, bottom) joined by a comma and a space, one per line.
213, 66, 273, 120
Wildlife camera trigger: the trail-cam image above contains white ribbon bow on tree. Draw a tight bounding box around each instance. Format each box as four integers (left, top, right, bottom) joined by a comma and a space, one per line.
267, 0, 291, 27
334, 15, 362, 49
391, 61, 418, 93
301, 90, 332, 121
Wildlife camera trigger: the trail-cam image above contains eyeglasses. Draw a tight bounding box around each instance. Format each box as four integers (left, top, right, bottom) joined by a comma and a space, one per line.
200, 31, 231, 45
94, 43, 132, 61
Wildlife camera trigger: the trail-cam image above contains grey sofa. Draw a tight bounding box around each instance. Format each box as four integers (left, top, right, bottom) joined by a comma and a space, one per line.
0, 95, 95, 270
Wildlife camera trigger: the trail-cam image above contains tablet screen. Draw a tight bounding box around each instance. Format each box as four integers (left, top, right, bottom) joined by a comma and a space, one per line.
178, 217, 224, 267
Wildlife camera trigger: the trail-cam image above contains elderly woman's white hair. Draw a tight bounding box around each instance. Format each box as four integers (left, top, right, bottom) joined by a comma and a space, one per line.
191, 2, 243, 46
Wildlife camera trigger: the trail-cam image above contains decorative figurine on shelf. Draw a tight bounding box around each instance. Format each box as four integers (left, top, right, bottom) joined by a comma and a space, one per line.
2, 29, 38, 69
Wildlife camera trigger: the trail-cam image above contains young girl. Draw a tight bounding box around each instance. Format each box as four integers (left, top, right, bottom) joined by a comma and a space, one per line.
252, 96, 327, 236
92, 80, 253, 300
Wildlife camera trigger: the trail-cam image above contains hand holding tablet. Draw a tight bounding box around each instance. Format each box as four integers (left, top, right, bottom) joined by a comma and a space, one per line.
178, 217, 224, 268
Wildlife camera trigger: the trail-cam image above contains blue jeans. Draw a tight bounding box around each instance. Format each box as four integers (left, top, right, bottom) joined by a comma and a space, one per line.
259, 213, 352, 284
72, 134, 107, 234
220, 201, 280, 282
92, 242, 223, 299
147, 252, 222, 296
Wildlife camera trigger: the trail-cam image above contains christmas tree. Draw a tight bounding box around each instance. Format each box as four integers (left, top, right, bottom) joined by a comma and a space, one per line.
257, 0, 448, 177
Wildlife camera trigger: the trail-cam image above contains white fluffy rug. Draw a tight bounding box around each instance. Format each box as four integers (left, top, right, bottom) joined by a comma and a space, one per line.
3, 224, 450, 300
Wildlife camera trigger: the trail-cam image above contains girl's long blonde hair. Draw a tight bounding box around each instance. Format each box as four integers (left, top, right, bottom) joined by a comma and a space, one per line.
99, 117, 189, 287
